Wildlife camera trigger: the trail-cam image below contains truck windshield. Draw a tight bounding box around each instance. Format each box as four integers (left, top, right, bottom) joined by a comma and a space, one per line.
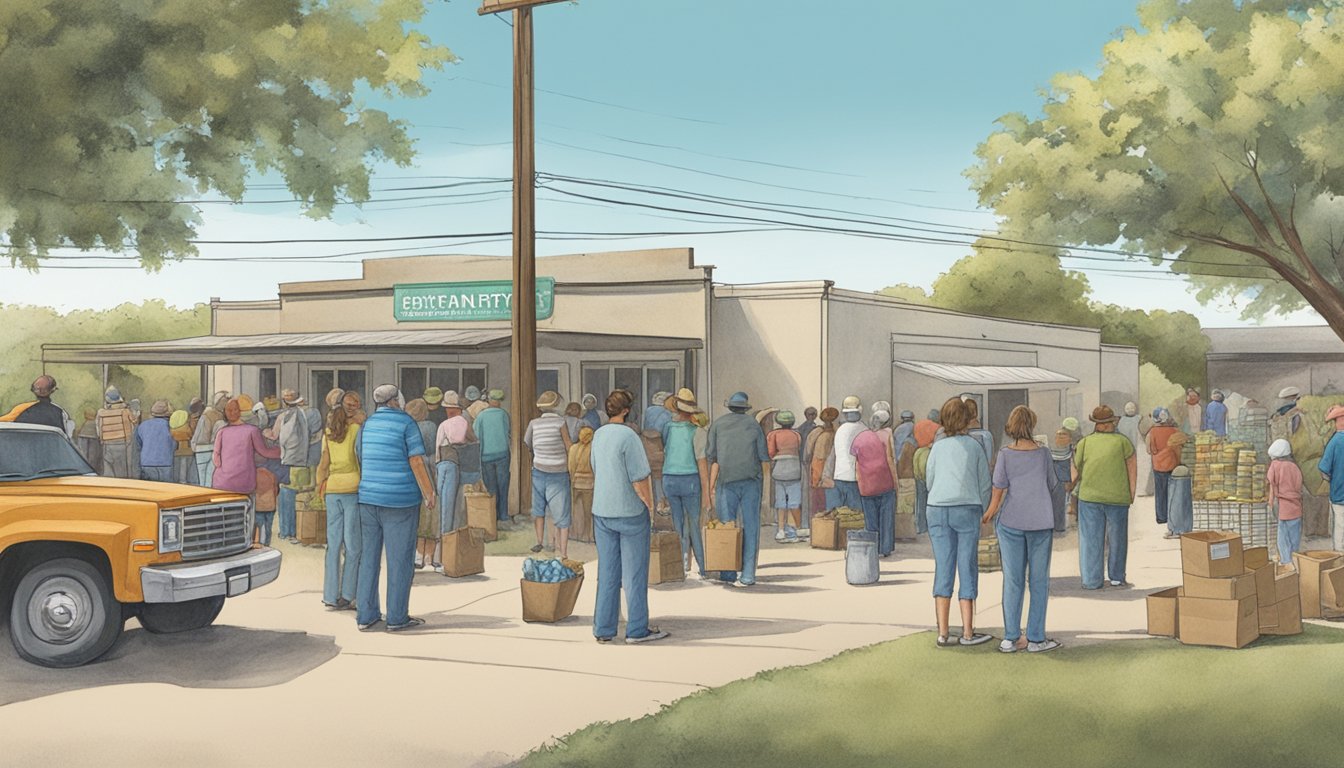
0, 431, 96, 480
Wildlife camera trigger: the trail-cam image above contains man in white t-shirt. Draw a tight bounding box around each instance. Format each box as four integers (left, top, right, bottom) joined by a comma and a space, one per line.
832, 395, 868, 510
525, 390, 573, 557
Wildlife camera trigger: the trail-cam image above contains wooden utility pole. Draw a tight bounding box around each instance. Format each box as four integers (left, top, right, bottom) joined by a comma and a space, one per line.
478, 0, 567, 521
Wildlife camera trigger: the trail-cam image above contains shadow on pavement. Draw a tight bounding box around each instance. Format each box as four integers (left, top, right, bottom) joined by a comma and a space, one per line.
652, 614, 822, 643
1047, 577, 1147, 602
417, 611, 514, 631
0, 624, 340, 707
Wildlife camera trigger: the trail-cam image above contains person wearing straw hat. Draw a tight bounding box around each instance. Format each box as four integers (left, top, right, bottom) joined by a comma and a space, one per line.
1072, 405, 1137, 589
526, 390, 573, 557
706, 391, 770, 587
1267, 438, 1304, 566
661, 392, 710, 575
423, 387, 447, 427
465, 385, 490, 423
135, 400, 177, 482
274, 388, 320, 543
768, 410, 805, 543
476, 388, 514, 529
434, 391, 479, 534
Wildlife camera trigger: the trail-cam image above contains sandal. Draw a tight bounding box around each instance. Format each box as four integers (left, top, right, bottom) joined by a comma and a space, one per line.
959, 633, 993, 646
936, 635, 958, 648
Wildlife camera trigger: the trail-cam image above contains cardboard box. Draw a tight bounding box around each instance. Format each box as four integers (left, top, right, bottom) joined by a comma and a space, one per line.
297, 507, 326, 545
1182, 571, 1256, 601
1323, 565, 1344, 619
520, 574, 584, 623
649, 531, 685, 585
464, 485, 498, 542
1261, 594, 1304, 636
1248, 562, 1276, 608
441, 527, 485, 578
1244, 546, 1270, 570
1146, 587, 1181, 637
1178, 594, 1259, 649
811, 517, 842, 551
1275, 566, 1300, 601
703, 524, 744, 572
1293, 550, 1344, 619
1181, 531, 1245, 578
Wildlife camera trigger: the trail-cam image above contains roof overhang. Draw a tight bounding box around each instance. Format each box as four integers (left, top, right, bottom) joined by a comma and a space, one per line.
893, 360, 1079, 387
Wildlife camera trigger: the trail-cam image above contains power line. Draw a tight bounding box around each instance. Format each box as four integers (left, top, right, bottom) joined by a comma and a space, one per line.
446, 75, 723, 125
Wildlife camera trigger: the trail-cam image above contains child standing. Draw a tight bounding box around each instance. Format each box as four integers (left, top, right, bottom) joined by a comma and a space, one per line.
1266, 439, 1304, 567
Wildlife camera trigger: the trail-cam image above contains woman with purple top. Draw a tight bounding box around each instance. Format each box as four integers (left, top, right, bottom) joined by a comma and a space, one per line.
983, 406, 1060, 654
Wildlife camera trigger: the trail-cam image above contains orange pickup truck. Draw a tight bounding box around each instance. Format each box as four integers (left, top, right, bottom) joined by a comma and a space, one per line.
0, 422, 281, 667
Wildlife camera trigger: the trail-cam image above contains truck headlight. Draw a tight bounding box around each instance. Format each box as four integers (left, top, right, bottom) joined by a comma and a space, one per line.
159, 509, 184, 554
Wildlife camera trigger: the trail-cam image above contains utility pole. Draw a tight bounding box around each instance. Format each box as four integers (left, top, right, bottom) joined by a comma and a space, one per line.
478, 0, 567, 521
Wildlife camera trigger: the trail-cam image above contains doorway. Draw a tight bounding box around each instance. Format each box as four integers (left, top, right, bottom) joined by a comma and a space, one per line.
988, 389, 1029, 448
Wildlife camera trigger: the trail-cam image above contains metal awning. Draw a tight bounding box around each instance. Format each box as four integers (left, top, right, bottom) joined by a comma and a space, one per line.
893, 360, 1079, 387
43, 329, 703, 365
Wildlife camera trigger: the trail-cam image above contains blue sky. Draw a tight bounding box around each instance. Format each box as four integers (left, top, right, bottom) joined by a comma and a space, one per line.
0, 0, 1320, 327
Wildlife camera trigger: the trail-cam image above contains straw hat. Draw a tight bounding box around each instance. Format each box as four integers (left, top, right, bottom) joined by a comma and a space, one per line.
536, 390, 562, 410
169, 410, 189, 429
150, 399, 172, 418
423, 387, 444, 405
841, 395, 861, 413
488, 388, 505, 402
442, 391, 462, 409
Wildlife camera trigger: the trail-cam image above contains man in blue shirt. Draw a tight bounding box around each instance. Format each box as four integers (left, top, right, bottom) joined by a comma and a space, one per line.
135, 400, 177, 482
590, 389, 669, 644
1203, 390, 1229, 437
474, 389, 514, 528
356, 385, 437, 633
706, 391, 770, 587
1318, 404, 1344, 553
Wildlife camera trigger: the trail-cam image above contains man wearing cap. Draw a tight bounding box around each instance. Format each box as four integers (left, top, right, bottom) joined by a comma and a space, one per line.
423, 387, 448, 427
526, 391, 573, 557
355, 385, 437, 633
135, 400, 177, 482
434, 391, 479, 533
1, 375, 74, 437
95, 387, 137, 478
271, 389, 320, 543
1316, 405, 1344, 552
831, 396, 867, 511
661, 392, 710, 575
766, 410, 805, 543
1072, 405, 1137, 589
1202, 390, 1228, 437
706, 391, 770, 586
475, 388, 514, 529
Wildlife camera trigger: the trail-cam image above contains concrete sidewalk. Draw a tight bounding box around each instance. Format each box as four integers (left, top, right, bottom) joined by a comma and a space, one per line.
0, 499, 1317, 766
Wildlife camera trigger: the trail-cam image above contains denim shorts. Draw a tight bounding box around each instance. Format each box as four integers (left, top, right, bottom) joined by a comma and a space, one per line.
531, 469, 572, 529
774, 480, 803, 509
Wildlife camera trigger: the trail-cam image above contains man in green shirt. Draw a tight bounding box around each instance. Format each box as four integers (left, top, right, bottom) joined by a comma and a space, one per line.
1072, 405, 1137, 590
474, 389, 513, 529
706, 391, 770, 586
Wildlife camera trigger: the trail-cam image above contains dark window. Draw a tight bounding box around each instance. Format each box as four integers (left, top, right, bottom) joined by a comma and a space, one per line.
400, 368, 428, 401
259, 368, 279, 401
537, 369, 560, 395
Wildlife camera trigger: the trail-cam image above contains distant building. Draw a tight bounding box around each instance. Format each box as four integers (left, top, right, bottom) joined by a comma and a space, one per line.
1204, 326, 1344, 404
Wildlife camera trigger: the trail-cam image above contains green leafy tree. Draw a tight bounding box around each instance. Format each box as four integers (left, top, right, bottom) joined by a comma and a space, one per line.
968, 0, 1344, 336
0, 0, 452, 269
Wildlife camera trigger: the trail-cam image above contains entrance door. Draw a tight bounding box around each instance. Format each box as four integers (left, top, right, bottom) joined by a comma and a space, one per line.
988, 389, 1029, 447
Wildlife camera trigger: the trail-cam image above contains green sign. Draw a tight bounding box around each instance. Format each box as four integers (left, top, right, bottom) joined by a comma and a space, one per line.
393, 278, 555, 322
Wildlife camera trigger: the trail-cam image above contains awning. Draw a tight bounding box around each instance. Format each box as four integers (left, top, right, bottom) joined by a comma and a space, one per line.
43, 329, 703, 365
893, 360, 1079, 387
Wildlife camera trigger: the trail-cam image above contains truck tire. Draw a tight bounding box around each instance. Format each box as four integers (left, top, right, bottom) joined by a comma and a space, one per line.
136, 595, 225, 634
9, 557, 123, 668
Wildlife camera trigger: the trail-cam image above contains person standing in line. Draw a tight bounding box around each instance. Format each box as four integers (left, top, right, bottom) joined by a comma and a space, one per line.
964, 398, 996, 469
1049, 429, 1074, 535
795, 407, 819, 523
661, 393, 709, 574
913, 441, 931, 535
355, 385, 437, 633
892, 410, 918, 477
434, 392, 477, 534
580, 393, 605, 432
564, 401, 584, 443
423, 387, 448, 428
852, 409, 898, 558
692, 409, 714, 531
706, 391, 770, 587
767, 410, 805, 543
913, 409, 941, 449
1117, 401, 1148, 497
135, 400, 177, 482
982, 406, 1060, 654
1203, 390, 1229, 437
1073, 405, 1137, 590
831, 396, 867, 510
404, 398, 441, 571
2, 375, 74, 436
169, 409, 196, 484
805, 407, 839, 516
465, 385, 490, 423
474, 389, 514, 530
274, 389, 320, 544
191, 402, 225, 487
1146, 409, 1180, 531
526, 390, 573, 558
568, 426, 597, 544
925, 397, 993, 648
315, 400, 362, 610
1183, 388, 1203, 435
1317, 404, 1344, 553
590, 389, 669, 644
213, 399, 283, 542
96, 387, 137, 478
1267, 439, 1304, 567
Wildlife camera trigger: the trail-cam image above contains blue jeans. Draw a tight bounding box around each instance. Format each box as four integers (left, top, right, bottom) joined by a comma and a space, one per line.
915, 480, 929, 534
194, 451, 214, 487
437, 461, 461, 532
663, 474, 706, 576
927, 505, 981, 600
833, 479, 861, 510
140, 465, 172, 482
1078, 501, 1129, 588
531, 469, 572, 529
998, 523, 1053, 643
254, 511, 275, 546
861, 490, 896, 556
716, 478, 762, 584
323, 493, 361, 605
278, 485, 298, 538
1278, 516, 1302, 565
1153, 471, 1171, 525
482, 457, 511, 521
824, 487, 840, 511
593, 514, 652, 640
356, 504, 419, 627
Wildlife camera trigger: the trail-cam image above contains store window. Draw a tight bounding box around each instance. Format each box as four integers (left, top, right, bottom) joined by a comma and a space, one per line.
581, 363, 679, 427
310, 368, 368, 414
258, 367, 279, 402
397, 364, 487, 401
536, 368, 560, 396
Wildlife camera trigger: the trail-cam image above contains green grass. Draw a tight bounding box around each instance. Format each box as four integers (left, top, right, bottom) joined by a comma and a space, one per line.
518, 626, 1344, 768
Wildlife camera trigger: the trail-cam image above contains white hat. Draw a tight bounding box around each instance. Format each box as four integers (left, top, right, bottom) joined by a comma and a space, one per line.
1268, 439, 1292, 459
841, 395, 861, 413
1279, 386, 1301, 399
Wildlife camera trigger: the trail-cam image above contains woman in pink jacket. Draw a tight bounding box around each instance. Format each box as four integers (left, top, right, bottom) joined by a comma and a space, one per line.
213, 399, 282, 541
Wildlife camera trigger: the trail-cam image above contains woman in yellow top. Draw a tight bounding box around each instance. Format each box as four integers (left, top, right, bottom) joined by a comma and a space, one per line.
316, 405, 361, 610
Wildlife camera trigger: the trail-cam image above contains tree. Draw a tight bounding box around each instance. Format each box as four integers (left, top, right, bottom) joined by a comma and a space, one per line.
0, 0, 453, 269
967, 0, 1344, 338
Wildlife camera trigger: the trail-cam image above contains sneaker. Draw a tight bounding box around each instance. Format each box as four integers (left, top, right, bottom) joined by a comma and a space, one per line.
775, 530, 787, 543
733, 580, 756, 588
626, 627, 670, 644
414, 554, 425, 568
387, 617, 425, 632
1162, 532, 1179, 540
1109, 580, 1129, 588
357, 618, 383, 632
1028, 639, 1061, 654
998, 639, 1020, 654
959, 633, 993, 646
797, 528, 811, 539
595, 635, 615, 644
530, 544, 544, 553
432, 565, 444, 574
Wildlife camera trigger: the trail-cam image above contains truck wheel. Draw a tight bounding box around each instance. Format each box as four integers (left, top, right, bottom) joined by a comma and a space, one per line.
137, 595, 225, 634
9, 557, 123, 668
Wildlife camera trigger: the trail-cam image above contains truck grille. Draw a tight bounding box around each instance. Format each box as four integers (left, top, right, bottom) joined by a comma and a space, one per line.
181, 502, 252, 560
